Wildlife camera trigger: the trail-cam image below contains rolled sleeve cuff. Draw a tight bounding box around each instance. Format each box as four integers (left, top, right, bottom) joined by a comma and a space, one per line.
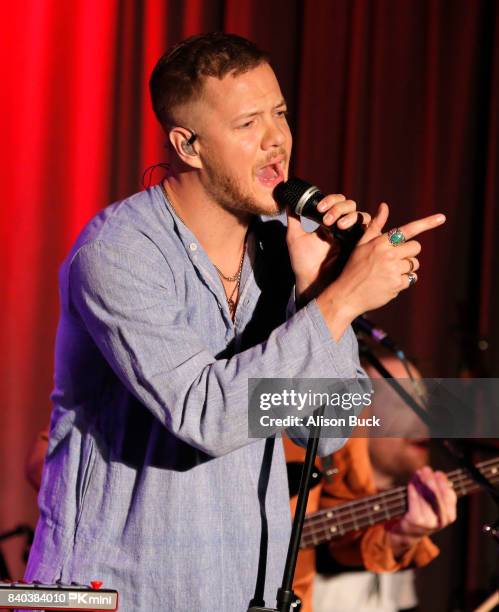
361, 526, 440, 572
304, 299, 360, 378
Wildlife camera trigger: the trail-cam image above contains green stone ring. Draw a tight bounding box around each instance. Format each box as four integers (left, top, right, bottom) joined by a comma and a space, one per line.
388, 228, 406, 246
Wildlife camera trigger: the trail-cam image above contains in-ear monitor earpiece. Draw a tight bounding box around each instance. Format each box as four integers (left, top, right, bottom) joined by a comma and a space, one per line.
182, 129, 198, 155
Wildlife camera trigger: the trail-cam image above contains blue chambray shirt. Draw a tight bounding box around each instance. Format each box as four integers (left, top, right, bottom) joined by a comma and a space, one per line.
25, 185, 366, 611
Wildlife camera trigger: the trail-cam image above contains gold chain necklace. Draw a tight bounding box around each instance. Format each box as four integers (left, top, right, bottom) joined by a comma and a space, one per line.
160, 181, 246, 319
213, 263, 240, 282
224, 243, 246, 319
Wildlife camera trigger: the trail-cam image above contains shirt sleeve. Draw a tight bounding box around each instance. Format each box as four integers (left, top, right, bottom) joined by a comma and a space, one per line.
360, 526, 439, 572
68, 240, 366, 457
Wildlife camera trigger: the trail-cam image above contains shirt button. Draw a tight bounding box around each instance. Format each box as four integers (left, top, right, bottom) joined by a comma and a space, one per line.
189, 243, 197, 251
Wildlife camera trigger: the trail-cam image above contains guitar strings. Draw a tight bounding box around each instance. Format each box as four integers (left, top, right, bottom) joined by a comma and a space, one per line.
306, 457, 499, 525
301, 467, 499, 547
300, 458, 499, 547
305, 457, 499, 522
303, 466, 498, 542
301, 474, 496, 548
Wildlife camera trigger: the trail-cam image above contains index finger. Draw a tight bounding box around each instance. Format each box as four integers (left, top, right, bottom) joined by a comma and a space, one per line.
396, 213, 446, 241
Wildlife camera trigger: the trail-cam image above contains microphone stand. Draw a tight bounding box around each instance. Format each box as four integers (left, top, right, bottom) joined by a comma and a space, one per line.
359, 342, 499, 543
247, 406, 325, 612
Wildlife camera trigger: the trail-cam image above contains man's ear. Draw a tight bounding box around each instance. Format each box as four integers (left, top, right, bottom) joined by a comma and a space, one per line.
169, 128, 202, 168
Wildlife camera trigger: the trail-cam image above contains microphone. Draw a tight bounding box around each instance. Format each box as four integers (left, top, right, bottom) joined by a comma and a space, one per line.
352, 315, 405, 359
273, 177, 364, 249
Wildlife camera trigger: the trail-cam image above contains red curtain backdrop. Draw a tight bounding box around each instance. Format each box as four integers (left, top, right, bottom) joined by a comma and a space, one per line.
1, 0, 498, 606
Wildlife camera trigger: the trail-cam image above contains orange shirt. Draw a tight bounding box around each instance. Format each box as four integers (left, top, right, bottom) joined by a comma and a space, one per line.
284, 437, 439, 612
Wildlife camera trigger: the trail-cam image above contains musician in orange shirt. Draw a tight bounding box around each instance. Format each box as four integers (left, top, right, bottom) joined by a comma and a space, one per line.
286, 354, 457, 611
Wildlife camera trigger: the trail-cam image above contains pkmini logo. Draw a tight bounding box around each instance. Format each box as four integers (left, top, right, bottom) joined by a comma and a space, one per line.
68, 591, 114, 605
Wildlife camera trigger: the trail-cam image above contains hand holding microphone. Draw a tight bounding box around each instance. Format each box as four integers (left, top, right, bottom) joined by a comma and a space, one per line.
273, 177, 365, 250
274, 178, 371, 303
274, 177, 446, 341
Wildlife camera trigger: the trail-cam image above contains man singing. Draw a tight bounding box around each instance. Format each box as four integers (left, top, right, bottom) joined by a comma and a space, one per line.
25, 33, 445, 611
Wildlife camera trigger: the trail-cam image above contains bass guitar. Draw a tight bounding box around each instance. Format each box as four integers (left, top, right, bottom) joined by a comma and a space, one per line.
299, 456, 499, 549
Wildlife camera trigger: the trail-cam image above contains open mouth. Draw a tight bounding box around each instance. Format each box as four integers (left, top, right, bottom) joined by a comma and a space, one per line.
255, 159, 285, 188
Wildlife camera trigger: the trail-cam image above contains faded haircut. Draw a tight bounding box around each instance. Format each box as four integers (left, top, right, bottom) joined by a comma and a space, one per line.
150, 32, 269, 130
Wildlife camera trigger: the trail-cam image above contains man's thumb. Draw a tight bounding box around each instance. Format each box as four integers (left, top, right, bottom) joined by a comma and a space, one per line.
286, 208, 306, 240
358, 202, 389, 244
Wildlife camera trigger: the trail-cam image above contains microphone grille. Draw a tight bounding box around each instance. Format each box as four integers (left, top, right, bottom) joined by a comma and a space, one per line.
273, 177, 314, 208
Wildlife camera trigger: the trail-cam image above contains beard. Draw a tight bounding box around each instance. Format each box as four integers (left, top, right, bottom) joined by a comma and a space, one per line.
201, 154, 286, 217
371, 443, 429, 487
